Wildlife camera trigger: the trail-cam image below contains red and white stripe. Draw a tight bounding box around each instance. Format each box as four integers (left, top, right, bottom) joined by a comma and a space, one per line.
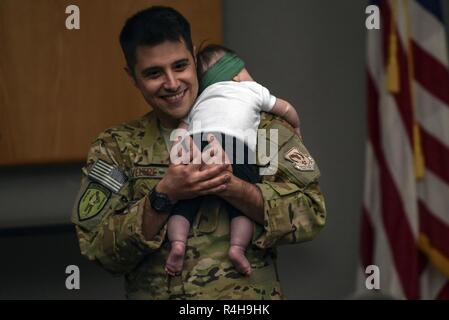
360, 0, 449, 300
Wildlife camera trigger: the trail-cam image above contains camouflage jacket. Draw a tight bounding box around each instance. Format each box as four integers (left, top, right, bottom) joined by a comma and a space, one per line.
71, 111, 326, 299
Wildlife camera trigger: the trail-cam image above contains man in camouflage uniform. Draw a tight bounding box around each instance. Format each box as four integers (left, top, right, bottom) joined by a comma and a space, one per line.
71, 6, 326, 299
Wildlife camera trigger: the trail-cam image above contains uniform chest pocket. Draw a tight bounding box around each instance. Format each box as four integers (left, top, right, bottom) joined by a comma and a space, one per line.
129, 165, 167, 200
131, 178, 160, 200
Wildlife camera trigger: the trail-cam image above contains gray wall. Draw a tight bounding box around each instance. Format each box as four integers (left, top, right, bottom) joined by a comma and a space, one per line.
1, 0, 448, 299
223, 0, 367, 299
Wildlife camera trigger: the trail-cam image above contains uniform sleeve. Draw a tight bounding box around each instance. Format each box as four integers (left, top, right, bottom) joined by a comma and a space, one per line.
252, 114, 326, 249
71, 131, 166, 275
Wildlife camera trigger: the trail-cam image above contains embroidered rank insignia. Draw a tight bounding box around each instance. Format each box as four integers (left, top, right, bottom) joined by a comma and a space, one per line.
284, 147, 315, 171
88, 160, 127, 193
78, 182, 111, 221
132, 166, 167, 179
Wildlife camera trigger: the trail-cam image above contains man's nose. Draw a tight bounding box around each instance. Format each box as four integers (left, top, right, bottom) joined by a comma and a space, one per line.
163, 71, 180, 91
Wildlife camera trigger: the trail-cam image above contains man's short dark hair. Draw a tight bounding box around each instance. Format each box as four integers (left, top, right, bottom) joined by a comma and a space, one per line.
119, 6, 194, 76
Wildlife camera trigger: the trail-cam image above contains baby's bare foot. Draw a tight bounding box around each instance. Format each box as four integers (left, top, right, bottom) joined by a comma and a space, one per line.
228, 245, 252, 276
165, 241, 186, 276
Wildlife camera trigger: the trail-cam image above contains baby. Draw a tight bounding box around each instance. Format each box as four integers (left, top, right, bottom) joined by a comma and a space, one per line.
165, 44, 301, 277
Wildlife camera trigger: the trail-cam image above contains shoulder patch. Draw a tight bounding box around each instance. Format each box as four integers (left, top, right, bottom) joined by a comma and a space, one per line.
88, 160, 127, 193
284, 147, 315, 171
78, 182, 111, 221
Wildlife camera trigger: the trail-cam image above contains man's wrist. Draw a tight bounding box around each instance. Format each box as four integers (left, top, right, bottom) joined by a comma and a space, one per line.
154, 179, 177, 203
149, 182, 177, 213
218, 175, 265, 225
219, 174, 244, 201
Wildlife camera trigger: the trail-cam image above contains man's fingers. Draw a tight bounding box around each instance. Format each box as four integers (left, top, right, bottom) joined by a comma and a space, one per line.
207, 133, 215, 142
188, 136, 202, 166
203, 135, 231, 165
195, 172, 231, 193
177, 144, 183, 158
195, 164, 229, 183
201, 146, 218, 164
198, 184, 227, 196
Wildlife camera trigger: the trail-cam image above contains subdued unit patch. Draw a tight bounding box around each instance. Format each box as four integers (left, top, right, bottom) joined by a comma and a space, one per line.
78, 182, 111, 221
284, 147, 315, 171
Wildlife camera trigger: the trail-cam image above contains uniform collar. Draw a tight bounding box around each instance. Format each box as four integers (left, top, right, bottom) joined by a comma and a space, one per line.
141, 112, 170, 165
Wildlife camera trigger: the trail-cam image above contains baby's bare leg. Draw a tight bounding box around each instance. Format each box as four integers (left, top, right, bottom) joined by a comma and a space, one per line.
228, 216, 253, 276
165, 215, 190, 276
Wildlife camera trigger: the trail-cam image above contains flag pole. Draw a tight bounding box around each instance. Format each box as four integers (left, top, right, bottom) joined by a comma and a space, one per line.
404, 0, 425, 179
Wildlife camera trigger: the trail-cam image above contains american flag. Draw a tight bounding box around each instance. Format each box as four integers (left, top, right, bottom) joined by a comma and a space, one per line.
360, 0, 449, 299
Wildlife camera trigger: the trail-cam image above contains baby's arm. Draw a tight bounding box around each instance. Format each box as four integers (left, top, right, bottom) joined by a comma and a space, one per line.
270, 98, 302, 137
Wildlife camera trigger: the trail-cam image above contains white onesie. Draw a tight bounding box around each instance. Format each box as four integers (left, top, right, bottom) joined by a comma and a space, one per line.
182, 81, 276, 151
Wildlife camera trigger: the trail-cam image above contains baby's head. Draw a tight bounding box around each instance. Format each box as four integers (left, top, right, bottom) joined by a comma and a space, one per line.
196, 44, 253, 92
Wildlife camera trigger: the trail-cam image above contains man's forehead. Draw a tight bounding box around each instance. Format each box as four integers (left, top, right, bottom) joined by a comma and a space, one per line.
135, 40, 193, 67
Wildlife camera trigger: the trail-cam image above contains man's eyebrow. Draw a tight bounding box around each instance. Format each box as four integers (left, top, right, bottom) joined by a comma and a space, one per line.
173, 58, 189, 65
141, 59, 190, 76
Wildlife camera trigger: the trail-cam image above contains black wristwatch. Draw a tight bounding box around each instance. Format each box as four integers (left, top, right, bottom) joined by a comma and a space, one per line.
149, 185, 174, 213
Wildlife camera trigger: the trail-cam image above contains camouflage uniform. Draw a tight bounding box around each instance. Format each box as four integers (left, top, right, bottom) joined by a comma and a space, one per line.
71, 111, 326, 299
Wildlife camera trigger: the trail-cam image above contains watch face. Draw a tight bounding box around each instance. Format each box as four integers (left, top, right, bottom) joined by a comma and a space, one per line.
150, 189, 172, 212
153, 197, 165, 210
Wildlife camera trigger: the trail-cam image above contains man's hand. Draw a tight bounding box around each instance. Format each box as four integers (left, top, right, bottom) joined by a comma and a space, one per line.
157, 162, 231, 202
143, 162, 230, 241
159, 133, 233, 202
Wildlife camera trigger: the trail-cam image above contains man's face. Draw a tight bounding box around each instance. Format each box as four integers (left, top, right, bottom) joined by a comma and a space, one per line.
130, 40, 198, 127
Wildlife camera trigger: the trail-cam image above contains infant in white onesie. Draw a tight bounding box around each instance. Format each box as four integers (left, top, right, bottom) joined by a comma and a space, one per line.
165, 44, 301, 277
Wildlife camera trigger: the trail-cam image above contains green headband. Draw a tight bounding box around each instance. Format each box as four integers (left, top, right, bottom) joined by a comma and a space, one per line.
199, 52, 245, 92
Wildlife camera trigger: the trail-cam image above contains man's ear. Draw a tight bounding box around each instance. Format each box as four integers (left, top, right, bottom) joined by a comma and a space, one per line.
124, 66, 137, 87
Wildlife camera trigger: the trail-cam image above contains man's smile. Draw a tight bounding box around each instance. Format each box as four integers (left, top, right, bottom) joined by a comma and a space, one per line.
160, 89, 187, 105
